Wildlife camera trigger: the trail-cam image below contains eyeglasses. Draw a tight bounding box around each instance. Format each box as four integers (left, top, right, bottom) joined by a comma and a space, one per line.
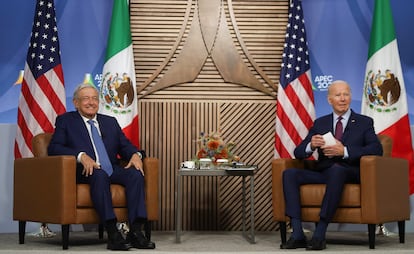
79, 96, 99, 102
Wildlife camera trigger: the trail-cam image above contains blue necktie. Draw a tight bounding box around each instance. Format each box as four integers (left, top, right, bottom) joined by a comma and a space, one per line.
88, 119, 113, 176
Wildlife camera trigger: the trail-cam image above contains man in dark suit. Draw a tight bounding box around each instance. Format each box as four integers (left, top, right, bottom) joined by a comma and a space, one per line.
280, 80, 383, 250
48, 83, 155, 251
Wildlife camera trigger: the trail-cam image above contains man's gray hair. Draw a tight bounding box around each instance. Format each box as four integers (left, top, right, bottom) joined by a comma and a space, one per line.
327, 80, 352, 96
72, 83, 98, 100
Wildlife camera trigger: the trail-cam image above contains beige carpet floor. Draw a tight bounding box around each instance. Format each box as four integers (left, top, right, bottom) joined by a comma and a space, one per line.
0, 230, 413, 253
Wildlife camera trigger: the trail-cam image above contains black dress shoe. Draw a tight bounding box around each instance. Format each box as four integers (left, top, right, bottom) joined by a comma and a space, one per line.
280, 237, 308, 249
107, 231, 131, 251
306, 238, 326, 251
127, 230, 156, 249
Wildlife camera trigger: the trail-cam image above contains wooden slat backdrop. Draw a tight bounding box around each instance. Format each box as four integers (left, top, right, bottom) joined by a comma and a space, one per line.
131, 0, 288, 231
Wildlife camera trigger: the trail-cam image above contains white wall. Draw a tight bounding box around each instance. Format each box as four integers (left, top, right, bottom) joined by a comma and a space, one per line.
1, 124, 414, 233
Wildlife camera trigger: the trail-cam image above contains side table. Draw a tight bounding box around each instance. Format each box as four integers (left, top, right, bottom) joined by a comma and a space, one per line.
175, 166, 257, 244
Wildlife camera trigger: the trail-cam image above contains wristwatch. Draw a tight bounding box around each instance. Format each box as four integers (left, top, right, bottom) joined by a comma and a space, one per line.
136, 151, 143, 159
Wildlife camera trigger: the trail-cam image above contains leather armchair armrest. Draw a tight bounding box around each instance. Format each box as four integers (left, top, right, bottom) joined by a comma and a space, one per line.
360, 155, 410, 223
13, 156, 77, 224
272, 159, 305, 221
143, 157, 159, 221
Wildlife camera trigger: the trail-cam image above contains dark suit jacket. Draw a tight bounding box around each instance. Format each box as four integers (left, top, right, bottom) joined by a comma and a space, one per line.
48, 111, 144, 172
294, 110, 383, 171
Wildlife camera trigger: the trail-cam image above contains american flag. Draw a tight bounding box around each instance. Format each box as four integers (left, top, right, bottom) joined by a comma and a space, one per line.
275, 0, 315, 158
14, 0, 65, 158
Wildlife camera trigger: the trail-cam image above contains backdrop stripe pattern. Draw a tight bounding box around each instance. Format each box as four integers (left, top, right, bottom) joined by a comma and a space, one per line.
14, 0, 65, 158
275, 0, 315, 159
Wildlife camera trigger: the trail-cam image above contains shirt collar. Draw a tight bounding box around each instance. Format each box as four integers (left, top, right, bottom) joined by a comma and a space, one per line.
78, 111, 97, 124
334, 109, 351, 122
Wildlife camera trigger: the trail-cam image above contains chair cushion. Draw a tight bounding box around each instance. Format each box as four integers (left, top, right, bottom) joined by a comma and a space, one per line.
77, 184, 127, 208
300, 184, 361, 207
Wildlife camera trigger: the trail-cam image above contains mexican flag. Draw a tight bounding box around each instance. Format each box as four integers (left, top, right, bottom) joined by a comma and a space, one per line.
99, 0, 139, 148
361, 0, 414, 193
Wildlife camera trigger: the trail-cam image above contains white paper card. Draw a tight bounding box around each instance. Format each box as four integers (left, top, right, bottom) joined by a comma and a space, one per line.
322, 132, 336, 146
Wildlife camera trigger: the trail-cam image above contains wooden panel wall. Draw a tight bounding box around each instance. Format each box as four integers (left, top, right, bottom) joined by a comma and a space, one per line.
131, 0, 288, 231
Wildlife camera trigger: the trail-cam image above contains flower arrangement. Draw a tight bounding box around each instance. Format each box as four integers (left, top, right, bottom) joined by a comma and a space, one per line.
195, 131, 236, 163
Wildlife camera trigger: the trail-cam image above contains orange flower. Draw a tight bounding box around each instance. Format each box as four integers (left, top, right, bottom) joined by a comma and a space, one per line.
215, 149, 228, 159
195, 131, 235, 162
207, 140, 220, 150
197, 148, 208, 159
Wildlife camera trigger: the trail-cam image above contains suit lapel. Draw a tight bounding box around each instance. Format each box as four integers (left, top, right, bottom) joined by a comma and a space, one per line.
96, 114, 110, 149
73, 111, 95, 154
96, 114, 105, 141
342, 111, 357, 141
329, 114, 335, 133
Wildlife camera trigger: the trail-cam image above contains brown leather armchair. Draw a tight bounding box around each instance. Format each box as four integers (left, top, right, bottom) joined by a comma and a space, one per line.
13, 133, 159, 249
272, 135, 410, 249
